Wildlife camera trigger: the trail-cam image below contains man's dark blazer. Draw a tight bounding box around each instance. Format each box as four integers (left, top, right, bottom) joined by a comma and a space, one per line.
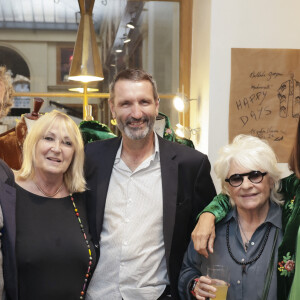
84, 135, 216, 299
0, 159, 17, 300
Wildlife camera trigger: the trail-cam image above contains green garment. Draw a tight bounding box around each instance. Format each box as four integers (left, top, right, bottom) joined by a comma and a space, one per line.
202, 173, 300, 300
79, 120, 116, 145
288, 227, 300, 300
158, 112, 195, 149
278, 174, 300, 300
79, 113, 195, 148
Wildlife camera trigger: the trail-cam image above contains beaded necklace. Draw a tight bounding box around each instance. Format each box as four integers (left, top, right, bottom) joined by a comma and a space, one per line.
226, 220, 271, 274
70, 194, 93, 299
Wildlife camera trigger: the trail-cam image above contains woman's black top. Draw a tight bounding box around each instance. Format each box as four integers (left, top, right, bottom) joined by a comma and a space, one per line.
16, 185, 95, 300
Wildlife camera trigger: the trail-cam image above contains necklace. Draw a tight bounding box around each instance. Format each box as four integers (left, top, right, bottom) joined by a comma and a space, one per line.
70, 194, 93, 299
226, 220, 271, 274
237, 216, 251, 252
34, 181, 64, 198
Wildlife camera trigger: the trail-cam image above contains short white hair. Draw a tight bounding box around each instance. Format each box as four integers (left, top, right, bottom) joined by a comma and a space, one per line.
214, 134, 283, 205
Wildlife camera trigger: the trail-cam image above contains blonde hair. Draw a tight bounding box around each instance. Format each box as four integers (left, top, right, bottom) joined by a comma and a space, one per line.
0, 66, 14, 118
17, 110, 86, 193
214, 134, 283, 205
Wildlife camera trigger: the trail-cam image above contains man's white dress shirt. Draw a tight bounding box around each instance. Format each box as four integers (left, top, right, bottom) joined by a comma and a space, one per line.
86, 134, 169, 300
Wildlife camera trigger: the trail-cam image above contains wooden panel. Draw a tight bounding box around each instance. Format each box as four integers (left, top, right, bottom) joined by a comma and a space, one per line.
179, 0, 193, 127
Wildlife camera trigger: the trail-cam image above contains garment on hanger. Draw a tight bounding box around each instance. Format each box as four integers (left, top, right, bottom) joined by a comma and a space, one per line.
79, 120, 116, 145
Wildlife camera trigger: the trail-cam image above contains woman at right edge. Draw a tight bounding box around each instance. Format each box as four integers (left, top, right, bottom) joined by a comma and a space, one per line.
194, 121, 300, 300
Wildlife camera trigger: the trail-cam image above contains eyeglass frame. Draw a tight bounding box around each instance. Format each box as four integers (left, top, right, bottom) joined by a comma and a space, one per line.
225, 171, 268, 187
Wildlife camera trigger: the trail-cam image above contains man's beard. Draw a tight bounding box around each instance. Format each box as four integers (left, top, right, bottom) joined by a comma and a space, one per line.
117, 115, 156, 140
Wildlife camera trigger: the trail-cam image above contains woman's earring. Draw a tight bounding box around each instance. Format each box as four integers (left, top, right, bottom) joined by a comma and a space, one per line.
111, 118, 117, 126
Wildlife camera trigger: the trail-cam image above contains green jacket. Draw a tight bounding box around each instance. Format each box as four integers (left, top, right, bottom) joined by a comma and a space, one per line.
79, 120, 116, 145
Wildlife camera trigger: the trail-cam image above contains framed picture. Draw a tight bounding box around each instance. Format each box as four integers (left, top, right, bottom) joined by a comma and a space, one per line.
56, 44, 75, 85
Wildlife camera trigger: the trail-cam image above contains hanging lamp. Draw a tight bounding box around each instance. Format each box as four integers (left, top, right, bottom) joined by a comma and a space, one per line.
69, 0, 104, 82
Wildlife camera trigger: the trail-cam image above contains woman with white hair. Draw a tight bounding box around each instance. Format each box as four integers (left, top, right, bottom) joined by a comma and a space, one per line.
178, 135, 283, 300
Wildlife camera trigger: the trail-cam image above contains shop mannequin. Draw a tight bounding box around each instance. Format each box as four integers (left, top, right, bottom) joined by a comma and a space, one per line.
0, 97, 44, 170
154, 114, 166, 137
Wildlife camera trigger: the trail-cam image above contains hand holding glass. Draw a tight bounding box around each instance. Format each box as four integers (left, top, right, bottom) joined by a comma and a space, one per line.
207, 265, 230, 300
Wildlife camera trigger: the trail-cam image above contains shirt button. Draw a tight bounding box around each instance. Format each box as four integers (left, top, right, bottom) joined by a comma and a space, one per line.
121, 263, 124, 267
237, 280, 241, 284
251, 242, 255, 245
123, 241, 128, 246
241, 258, 245, 262
125, 218, 130, 223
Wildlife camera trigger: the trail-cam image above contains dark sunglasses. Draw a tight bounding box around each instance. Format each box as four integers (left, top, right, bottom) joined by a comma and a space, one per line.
225, 170, 267, 187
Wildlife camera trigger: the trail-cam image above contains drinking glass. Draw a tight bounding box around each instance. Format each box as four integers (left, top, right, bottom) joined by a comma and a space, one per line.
207, 265, 230, 300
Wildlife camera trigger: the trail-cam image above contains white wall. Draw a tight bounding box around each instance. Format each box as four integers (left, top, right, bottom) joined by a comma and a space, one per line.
192, 0, 297, 191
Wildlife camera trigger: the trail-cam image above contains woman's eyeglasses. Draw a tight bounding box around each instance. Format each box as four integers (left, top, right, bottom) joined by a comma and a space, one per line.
225, 171, 267, 187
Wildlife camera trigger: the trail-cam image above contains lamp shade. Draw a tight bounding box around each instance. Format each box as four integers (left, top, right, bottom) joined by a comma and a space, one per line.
69, 0, 104, 82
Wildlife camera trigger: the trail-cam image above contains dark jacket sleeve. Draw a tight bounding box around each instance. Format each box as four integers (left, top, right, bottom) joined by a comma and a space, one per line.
178, 240, 203, 300
192, 155, 216, 221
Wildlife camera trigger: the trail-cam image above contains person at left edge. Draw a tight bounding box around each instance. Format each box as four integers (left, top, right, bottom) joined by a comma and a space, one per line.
0, 65, 15, 300
84, 68, 216, 300
10, 110, 96, 300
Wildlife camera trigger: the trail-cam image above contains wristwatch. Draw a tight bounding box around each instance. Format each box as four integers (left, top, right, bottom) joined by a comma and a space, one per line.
189, 277, 199, 297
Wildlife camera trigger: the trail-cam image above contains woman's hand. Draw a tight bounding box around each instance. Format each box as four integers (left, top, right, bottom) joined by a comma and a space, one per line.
191, 213, 216, 258
194, 276, 216, 299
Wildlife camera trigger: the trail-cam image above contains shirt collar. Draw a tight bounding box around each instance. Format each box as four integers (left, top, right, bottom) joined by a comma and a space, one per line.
222, 199, 282, 229
114, 132, 160, 164
153, 132, 160, 161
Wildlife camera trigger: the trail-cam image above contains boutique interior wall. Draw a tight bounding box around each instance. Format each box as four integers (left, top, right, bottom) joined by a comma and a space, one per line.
191, 0, 297, 191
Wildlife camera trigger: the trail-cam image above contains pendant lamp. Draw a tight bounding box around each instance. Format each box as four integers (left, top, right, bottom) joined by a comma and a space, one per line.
69, 0, 104, 82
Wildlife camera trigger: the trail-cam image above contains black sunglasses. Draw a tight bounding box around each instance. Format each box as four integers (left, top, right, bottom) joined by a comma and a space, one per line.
225, 170, 267, 187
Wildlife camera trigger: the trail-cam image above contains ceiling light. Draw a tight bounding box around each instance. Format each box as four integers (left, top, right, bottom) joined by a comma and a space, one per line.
123, 37, 131, 43
68, 0, 104, 82
68, 87, 99, 93
122, 32, 131, 44
126, 21, 135, 29
116, 49, 123, 53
